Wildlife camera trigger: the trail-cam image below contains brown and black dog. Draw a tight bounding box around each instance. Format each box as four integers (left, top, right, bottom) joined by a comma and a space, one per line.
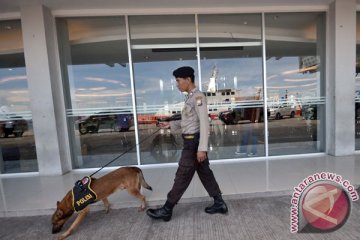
51, 166, 152, 240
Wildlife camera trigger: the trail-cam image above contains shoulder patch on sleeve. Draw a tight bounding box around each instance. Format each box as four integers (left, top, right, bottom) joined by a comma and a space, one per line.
196, 96, 203, 106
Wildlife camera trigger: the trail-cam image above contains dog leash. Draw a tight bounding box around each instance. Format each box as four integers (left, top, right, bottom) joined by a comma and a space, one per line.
89, 127, 162, 177
88, 113, 182, 177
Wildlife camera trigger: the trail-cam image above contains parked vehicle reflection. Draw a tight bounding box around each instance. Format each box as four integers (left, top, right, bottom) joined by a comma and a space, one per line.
0, 114, 28, 138
268, 103, 296, 120
218, 107, 266, 125
75, 111, 133, 135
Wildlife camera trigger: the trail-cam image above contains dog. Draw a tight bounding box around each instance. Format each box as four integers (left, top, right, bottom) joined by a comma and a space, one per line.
51, 166, 152, 240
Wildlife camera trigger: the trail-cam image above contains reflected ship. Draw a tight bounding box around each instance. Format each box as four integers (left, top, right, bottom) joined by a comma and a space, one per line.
152, 66, 263, 124
205, 66, 263, 123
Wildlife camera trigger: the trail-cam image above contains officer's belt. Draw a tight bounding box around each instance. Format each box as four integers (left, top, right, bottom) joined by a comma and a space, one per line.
182, 133, 199, 139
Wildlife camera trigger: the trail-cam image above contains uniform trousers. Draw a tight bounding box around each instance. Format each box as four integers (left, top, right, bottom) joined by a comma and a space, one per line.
167, 133, 221, 205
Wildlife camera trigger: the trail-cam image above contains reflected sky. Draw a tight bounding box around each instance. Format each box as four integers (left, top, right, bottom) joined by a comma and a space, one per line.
0, 67, 29, 112
0, 55, 325, 113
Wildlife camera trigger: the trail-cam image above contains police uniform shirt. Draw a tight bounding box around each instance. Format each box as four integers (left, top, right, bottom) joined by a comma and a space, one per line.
170, 88, 209, 152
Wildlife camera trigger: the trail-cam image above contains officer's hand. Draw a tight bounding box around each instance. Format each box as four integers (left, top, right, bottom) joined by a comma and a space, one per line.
197, 151, 207, 163
157, 122, 170, 129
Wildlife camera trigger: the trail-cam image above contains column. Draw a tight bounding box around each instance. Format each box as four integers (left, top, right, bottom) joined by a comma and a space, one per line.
21, 4, 71, 175
326, 0, 356, 156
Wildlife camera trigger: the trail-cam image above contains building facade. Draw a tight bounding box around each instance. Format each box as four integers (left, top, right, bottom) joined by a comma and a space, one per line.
0, 0, 359, 191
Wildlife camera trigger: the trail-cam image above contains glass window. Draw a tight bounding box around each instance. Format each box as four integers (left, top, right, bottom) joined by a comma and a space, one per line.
57, 17, 136, 168
265, 12, 326, 155
0, 20, 38, 173
198, 14, 265, 159
129, 15, 196, 164
56, 13, 328, 169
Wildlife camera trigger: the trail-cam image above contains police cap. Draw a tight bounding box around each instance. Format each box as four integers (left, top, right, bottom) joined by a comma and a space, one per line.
173, 66, 195, 79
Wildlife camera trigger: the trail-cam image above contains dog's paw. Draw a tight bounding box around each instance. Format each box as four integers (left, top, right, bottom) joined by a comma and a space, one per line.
57, 235, 66, 240
105, 207, 110, 214
57, 232, 70, 240
104, 204, 111, 214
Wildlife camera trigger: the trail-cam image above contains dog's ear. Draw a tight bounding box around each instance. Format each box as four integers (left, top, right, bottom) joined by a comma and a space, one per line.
56, 201, 60, 207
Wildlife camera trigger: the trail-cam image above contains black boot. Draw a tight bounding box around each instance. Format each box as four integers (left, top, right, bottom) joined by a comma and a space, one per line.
205, 194, 228, 214
146, 201, 173, 221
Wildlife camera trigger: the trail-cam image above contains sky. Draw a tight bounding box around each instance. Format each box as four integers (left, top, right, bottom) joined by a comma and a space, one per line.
0, 55, 332, 116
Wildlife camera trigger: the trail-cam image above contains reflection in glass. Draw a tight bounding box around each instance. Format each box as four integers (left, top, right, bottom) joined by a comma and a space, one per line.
198, 14, 265, 159
0, 20, 38, 173
265, 12, 325, 155
55, 13, 328, 169
129, 15, 196, 164
57, 17, 137, 168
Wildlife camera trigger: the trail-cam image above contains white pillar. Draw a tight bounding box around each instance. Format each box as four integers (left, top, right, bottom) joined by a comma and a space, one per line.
327, 0, 356, 155
20, 4, 71, 175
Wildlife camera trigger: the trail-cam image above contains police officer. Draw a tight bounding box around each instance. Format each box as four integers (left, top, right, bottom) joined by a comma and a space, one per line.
146, 66, 228, 221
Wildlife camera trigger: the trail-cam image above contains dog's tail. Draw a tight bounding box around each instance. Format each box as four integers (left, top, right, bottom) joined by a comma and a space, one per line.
137, 168, 153, 191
